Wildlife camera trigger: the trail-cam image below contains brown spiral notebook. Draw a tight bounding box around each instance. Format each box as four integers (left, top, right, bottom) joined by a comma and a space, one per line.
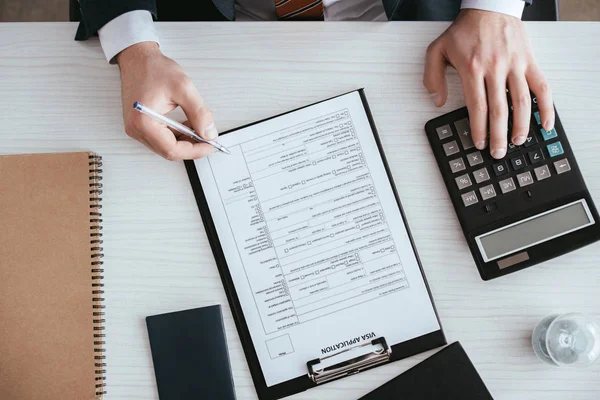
0, 152, 105, 399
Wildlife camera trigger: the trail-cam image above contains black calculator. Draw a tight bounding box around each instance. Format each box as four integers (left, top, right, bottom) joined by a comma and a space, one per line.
425, 98, 600, 280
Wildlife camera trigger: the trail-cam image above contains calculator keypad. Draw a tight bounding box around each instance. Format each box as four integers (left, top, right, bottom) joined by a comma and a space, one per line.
437, 124, 453, 140
455, 118, 475, 150
479, 184, 497, 200
449, 157, 466, 173
443, 140, 460, 156
510, 155, 526, 171
473, 167, 490, 184
554, 159, 571, 174
466, 151, 483, 167
547, 142, 564, 157
499, 177, 516, 194
461, 191, 479, 207
534, 165, 551, 181
455, 174, 472, 190
516, 171, 534, 187
527, 149, 544, 164
433, 102, 572, 208
541, 127, 558, 141
492, 162, 508, 177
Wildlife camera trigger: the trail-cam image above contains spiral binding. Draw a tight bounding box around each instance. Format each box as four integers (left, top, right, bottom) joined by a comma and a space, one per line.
89, 154, 106, 397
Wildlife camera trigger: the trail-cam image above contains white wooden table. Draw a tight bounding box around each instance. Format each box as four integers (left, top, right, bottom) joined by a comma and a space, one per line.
1, 22, 599, 400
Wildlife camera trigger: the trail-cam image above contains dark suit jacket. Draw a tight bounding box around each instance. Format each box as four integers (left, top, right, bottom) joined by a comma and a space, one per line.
75, 0, 533, 40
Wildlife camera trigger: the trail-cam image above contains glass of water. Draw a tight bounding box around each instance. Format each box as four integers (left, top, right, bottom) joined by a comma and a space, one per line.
532, 313, 600, 367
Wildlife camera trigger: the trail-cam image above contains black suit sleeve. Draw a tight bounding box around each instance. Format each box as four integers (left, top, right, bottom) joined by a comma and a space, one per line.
74, 0, 157, 41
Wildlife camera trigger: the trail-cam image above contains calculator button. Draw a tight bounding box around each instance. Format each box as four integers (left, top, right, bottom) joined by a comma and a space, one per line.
461, 191, 479, 207
484, 202, 498, 213
516, 171, 534, 187
534, 165, 551, 181
523, 130, 538, 148
507, 142, 520, 154
534, 111, 541, 125
510, 155, 526, 170
436, 124, 453, 140
449, 157, 466, 173
541, 127, 558, 141
492, 162, 508, 177
466, 151, 483, 167
455, 173, 473, 190
547, 141, 564, 158
528, 149, 544, 164
499, 177, 516, 194
479, 184, 497, 201
554, 159, 571, 174
473, 167, 490, 184
454, 118, 475, 150
443, 140, 460, 156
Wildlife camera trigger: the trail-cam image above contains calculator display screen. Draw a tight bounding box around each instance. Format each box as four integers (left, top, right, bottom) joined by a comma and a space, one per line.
476, 200, 594, 262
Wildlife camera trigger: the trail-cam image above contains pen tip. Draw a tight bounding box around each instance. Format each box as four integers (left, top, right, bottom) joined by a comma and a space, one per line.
133, 101, 141, 110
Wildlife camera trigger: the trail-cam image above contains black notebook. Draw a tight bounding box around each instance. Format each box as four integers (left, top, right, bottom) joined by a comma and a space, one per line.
146, 306, 236, 400
360, 342, 493, 400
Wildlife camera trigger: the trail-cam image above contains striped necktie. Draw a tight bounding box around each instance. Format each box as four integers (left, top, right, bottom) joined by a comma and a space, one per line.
274, 0, 324, 20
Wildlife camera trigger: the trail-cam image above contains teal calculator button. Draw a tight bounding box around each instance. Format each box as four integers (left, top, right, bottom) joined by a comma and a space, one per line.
534, 111, 541, 125
541, 127, 558, 141
547, 141, 564, 158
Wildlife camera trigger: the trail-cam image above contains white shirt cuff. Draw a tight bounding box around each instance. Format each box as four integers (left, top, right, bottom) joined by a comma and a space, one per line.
98, 10, 160, 64
461, 0, 525, 19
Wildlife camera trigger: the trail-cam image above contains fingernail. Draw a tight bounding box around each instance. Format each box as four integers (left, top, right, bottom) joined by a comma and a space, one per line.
513, 136, 526, 146
543, 119, 554, 131
204, 122, 218, 140
430, 92, 443, 107
492, 148, 507, 159
476, 140, 487, 150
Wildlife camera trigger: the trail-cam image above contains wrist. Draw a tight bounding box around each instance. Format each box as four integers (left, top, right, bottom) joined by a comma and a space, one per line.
117, 42, 161, 68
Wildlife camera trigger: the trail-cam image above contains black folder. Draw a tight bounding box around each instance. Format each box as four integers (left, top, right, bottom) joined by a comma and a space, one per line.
359, 342, 494, 400
184, 90, 446, 400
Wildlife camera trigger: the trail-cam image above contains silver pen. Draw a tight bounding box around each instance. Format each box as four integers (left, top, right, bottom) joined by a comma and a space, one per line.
133, 102, 231, 155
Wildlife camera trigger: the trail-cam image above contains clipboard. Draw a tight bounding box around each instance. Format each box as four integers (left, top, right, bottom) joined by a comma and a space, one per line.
184, 90, 446, 400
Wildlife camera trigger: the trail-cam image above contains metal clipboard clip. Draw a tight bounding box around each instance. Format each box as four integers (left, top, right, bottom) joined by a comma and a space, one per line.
307, 337, 391, 385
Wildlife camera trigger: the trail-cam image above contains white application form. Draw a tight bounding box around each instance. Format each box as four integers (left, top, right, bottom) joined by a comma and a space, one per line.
193, 91, 441, 387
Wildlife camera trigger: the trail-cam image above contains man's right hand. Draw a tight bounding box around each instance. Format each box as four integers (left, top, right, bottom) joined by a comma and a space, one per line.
117, 42, 217, 160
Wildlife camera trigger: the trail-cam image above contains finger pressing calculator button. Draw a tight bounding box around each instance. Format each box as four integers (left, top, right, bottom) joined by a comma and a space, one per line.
466, 151, 483, 167
492, 162, 508, 177
541, 127, 558, 141
528, 149, 544, 164
499, 177, 516, 193
455, 173, 472, 190
436, 124, 453, 140
479, 184, 497, 200
454, 118, 475, 150
443, 140, 460, 156
554, 159, 571, 174
534, 165, 551, 181
517, 171, 534, 187
449, 157, 466, 173
547, 141, 564, 158
473, 167, 490, 184
461, 190, 479, 207
510, 155, 526, 170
